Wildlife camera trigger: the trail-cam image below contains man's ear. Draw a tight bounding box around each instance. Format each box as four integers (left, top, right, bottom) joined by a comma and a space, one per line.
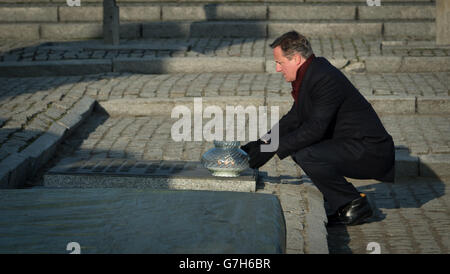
294, 53, 303, 66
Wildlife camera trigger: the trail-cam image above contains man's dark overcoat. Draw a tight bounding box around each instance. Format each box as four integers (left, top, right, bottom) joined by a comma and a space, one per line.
275, 57, 395, 182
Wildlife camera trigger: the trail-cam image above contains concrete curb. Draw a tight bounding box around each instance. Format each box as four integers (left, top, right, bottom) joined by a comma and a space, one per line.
301, 181, 329, 254
417, 96, 450, 114
0, 3, 436, 24
1, 55, 448, 77
365, 56, 450, 73
0, 21, 434, 40
0, 97, 96, 189
98, 96, 450, 116
366, 96, 416, 114
112, 57, 266, 74
0, 59, 112, 77
44, 160, 258, 192
99, 96, 267, 116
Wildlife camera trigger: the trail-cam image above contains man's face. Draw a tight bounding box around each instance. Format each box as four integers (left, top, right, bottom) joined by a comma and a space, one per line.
273, 46, 303, 82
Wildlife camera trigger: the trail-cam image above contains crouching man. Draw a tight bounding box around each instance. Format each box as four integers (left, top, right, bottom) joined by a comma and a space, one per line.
241, 31, 395, 226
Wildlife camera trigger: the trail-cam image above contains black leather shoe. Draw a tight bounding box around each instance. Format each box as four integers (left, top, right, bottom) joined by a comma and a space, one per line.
326, 194, 373, 227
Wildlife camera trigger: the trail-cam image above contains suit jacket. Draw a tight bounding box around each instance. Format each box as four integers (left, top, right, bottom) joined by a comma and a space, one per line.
274, 57, 395, 181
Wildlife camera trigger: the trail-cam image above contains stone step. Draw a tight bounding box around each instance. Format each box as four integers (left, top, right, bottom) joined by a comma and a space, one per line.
0, 96, 96, 189
98, 93, 449, 116
0, 3, 436, 22
1, 54, 448, 77
2, 37, 448, 75
0, 0, 435, 4
43, 109, 450, 181
4, 37, 448, 59
0, 187, 287, 254
0, 70, 447, 114
0, 20, 435, 40
42, 152, 450, 187
44, 159, 258, 191
1, 91, 447, 189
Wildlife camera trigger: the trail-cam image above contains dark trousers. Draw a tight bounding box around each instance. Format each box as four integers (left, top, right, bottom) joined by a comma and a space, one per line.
291, 137, 394, 214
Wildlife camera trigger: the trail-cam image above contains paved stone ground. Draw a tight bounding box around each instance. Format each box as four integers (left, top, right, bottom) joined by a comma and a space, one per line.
24, 109, 450, 254
1, 38, 449, 77
0, 36, 448, 253
6, 108, 443, 170
0, 72, 448, 103
327, 177, 450, 254
25, 109, 328, 254
1, 72, 448, 165
1, 38, 449, 62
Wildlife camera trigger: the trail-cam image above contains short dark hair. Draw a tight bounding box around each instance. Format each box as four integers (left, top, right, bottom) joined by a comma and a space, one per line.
270, 31, 314, 59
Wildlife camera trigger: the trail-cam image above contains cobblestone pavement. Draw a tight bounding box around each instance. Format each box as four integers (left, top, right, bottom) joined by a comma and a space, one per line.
0, 38, 448, 253
0, 72, 448, 164
1, 38, 449, 63
28, 111, 323, 254
327, 177, 450, 254
0, 77, 87, 163
0, 71, 447, 103
28, 111, 450, 254
19, 111, 445, 176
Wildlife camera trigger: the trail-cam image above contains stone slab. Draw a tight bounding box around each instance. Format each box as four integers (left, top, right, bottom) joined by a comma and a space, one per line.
366, 96, 416, 114
0, 7, 58, 22
400, 56, 450, 73
56, 96, 96, 136
70, 96, 97, 121
0, 24, 40, 40
0, 188, 285, 254
119, 6, 161, 21
41, 23, 103, 39
0, 153, 30, 189
358, 5, 435, 20
417, 97, 450, 114
58, 6, 103, 22
142, 21, 268, 38
207, 5, 267, 20
383, 21, 435, 39
0, 169, 8, 189
268, 22, 382, 38
1, 96, 95, 187
99, 96, 266, 116
38, 40, 188, 51
364, 56, 402, 73
0, 60, 112, 77
44, 159, 258, 192
191, 21, 267, 38
301, 182, 328, 254
364, 55, 450, 73
112, 57, 265, 74
437, 0, 450, 45
142, 22, 191, 38
269, 5, 355, 20
20, 133, 60, 178
162, 5, 267, 21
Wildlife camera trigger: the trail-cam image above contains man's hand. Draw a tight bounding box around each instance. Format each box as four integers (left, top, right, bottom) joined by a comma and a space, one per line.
240, 140, 276, 169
